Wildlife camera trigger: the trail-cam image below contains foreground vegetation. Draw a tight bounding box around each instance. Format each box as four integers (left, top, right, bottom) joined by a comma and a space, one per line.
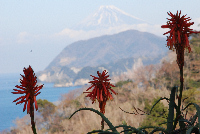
2, 82, 199, 134
2, 66, 200, 134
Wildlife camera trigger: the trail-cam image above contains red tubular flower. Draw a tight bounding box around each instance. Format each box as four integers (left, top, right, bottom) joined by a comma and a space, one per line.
12, 65, 43, 114
161, 10, 200, 68
83, 70, 118, 114
161, 11, 200, 132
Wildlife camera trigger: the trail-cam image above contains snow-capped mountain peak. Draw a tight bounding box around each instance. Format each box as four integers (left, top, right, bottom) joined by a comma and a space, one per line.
73, 5, 146, 31
98, 5, 142, 20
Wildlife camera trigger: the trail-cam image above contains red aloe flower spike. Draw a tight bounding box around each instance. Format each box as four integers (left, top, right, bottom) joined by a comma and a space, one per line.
12, 65, 44, 134
83, 70, 118, 130
161, 10, 200, 69
12, 65, 43, 114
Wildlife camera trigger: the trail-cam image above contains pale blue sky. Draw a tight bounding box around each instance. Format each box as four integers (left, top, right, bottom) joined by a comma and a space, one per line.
1, 0, 200, 74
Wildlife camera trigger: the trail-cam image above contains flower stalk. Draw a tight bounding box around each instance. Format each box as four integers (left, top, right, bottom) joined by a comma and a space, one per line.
30, 104, 37, 134
101, 118, 104, 130
161, 10, 200, 133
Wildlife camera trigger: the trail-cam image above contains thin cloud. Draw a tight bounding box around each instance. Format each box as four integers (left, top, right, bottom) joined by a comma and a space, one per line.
16, 32, 30, 44
17, 18, 200, 46
16, 32, 50, 44
54, 23, 169, 42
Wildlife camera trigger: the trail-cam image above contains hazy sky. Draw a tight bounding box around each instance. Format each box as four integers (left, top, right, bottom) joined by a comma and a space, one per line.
1, 0, 200, 74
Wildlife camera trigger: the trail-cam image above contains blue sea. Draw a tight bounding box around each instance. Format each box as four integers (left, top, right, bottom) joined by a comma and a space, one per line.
0, 73, 82, 132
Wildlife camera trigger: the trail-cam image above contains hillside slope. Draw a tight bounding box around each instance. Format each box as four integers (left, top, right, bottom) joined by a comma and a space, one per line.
46, 30, 167, 69
37, 29, 169, 87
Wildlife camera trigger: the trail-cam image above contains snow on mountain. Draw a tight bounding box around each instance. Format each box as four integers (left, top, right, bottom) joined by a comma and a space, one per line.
72, 5, 147, 31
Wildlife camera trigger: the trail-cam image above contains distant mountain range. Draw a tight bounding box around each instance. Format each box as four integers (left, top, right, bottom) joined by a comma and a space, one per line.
36, 29, 169, 87
72, 5, 147, 31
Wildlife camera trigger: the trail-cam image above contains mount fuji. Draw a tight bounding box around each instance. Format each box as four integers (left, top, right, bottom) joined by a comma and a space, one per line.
72, 5, 147, 31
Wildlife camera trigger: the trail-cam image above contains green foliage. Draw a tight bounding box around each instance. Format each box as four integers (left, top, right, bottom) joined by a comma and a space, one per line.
37, 99, 56, 121
186, 78, 200, 88
182, 87, 200, 112
193, 45, 200, 55
115, 79, 133, 87
139, 97, 170, 133
37, 99, 56, 112
121, 120, 127, 126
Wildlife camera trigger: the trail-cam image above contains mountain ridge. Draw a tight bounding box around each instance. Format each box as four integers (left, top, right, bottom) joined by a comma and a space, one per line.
37, 29, 169, 87
45, 29, 167, 69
